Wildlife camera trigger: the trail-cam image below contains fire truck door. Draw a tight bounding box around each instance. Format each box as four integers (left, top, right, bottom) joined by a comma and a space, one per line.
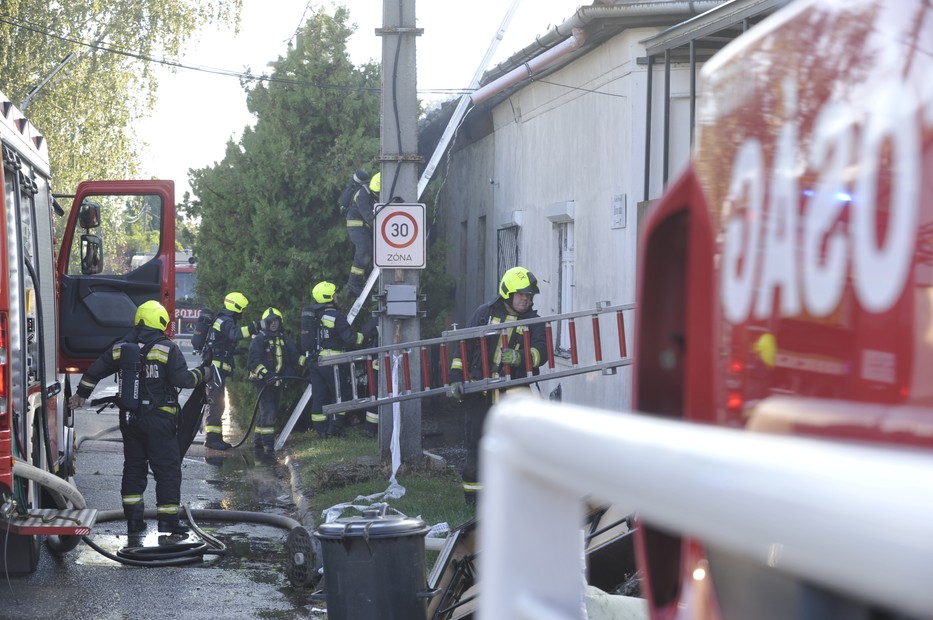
57, 180, 176, 370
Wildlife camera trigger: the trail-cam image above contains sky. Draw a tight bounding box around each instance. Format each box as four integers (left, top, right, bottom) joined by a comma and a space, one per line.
136, 0, 582, 199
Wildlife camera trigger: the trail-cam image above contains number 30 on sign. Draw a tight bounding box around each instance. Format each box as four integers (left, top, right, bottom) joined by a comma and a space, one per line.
374, 203, 426, 269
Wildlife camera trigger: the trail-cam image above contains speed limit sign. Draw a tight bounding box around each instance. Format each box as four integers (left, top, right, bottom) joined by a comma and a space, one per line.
373, 203, 425, 268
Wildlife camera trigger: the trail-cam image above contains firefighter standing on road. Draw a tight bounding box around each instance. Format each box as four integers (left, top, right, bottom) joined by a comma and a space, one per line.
345, 172, 380, 297
248, 307, 298, 457
203, 291, 258, 450
447, 267, 546, 506
68, 300, 206, 535
300, 281, 378, 438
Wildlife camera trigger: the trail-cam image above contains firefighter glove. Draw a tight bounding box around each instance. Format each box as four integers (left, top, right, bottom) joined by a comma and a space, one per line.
448, 381, 464, 400
499, 348, 520, 366
362, 317, 379, 340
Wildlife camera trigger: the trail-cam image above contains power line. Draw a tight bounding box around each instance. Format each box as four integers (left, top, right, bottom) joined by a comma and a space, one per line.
0, 14, 378, 94
0, 14, 622, 102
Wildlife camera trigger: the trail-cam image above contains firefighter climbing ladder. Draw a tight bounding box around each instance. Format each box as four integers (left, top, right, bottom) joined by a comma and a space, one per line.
319, 302, 633, 417
276, 1, 530, 449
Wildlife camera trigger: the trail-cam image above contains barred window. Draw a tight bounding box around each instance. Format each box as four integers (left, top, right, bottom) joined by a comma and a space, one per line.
497, 225, 520, 280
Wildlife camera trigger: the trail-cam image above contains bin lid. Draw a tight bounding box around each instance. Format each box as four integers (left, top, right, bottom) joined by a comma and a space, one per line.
315, 511, 429, 540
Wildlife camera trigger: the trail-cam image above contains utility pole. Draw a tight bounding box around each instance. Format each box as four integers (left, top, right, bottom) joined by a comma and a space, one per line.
377, 0, 423, 461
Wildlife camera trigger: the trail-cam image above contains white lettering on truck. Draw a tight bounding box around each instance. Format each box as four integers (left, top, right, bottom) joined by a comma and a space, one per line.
721, 78, 922, 323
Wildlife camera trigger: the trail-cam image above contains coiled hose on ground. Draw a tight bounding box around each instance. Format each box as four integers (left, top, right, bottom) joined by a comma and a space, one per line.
11, 457, 318, 580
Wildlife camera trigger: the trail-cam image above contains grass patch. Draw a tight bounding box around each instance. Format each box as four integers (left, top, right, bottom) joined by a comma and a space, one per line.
289, 429, 475, 531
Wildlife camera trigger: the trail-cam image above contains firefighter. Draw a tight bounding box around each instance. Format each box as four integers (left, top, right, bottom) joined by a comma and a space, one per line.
68, 300, 207, 535
300, 281, 378, 438
447, 266, 547, 506
203, 291, 259, 450
345, 172, 380, 297
247, 307, 298, 457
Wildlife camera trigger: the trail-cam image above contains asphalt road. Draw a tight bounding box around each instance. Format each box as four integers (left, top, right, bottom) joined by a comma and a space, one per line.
0, 341, 323, 620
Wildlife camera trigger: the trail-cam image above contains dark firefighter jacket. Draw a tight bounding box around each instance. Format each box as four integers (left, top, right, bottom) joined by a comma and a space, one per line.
448, 297, 547, 384
346, 186, 376, 227
76, 327, 205, 415
207, 309, 253, 372
247, 328, 298, 383
300, 302, 365, 362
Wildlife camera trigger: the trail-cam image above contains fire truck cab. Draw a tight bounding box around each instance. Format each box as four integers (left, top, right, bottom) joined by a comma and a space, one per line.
633, 0, 933, 617
0, 93, 176, 573
478, 1, 933, 618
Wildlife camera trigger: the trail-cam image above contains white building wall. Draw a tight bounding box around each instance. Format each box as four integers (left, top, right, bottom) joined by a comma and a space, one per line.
439, 28, 699, 412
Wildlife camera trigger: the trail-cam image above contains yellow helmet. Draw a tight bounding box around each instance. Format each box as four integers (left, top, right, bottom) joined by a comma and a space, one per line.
754, 332, 777, 369
369, 172, 381, 194
312, 281, 336, 304
261, 307, 283, 331
499, 266, 539, 300
224, 291, 249, 313
135, 300, 170, 331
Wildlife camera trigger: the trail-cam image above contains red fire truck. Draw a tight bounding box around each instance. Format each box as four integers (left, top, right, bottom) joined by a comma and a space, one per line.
0, 91, 176, 573
633, 0, 933, 616
174, 251, 200, 338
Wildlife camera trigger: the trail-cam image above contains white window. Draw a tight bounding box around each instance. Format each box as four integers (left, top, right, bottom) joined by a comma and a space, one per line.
556, 221, 575, 353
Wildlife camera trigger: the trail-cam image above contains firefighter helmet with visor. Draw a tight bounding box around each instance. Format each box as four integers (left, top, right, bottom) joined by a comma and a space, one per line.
135, 300, 170, 331
312, 281, 336, 304
261, 307, 283, 331
224, 292, 249, 313
499, 267, 540, 300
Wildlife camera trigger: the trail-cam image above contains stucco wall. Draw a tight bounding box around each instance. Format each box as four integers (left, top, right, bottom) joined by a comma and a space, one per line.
437, 27, 699, 411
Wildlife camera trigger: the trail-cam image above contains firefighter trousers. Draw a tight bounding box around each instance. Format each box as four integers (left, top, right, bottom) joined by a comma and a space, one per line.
460, 392, 492, 504
205, 372, 228, 437
308, 363, 350, 437
120, 409, 182, 522
347, 225, 372, 293
254, 381, 281, 451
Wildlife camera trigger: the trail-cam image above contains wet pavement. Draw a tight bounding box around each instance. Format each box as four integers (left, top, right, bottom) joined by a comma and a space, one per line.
0, 351, 324, 619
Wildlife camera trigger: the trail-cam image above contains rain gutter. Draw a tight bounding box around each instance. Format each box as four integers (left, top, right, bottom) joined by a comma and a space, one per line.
470, 1, 731, 105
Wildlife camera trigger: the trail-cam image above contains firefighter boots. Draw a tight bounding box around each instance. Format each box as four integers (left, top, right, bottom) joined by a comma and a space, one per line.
157, 520, 190, 535
205, 433, 232, 451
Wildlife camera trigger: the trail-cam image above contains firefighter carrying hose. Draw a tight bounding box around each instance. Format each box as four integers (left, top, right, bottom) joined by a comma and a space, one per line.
300, 281, 378, 438
68, 300, 207, 535
447, 266, 547, 506
345, 172, 380, 297
203, 291, 259, 451
248, 307, 298, 458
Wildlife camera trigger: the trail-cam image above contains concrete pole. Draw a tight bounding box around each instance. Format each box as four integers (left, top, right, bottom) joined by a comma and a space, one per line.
378, 0, 422, 461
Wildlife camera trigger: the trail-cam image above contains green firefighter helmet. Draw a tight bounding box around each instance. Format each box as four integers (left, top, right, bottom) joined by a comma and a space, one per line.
312, 281, 336, 304
135, 300, 170, 331
499, 266, 540, 300
369, 172, 381, 193
224, 291, 249, 313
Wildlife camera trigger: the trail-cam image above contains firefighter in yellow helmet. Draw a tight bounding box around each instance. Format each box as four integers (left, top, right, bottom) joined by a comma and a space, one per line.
68, 300, 207, 535
203, 291, 259, 450
345, 171, 381, 297
447, 267, 547, 506
299, 281, 378, 437
247, 307, 298, 458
